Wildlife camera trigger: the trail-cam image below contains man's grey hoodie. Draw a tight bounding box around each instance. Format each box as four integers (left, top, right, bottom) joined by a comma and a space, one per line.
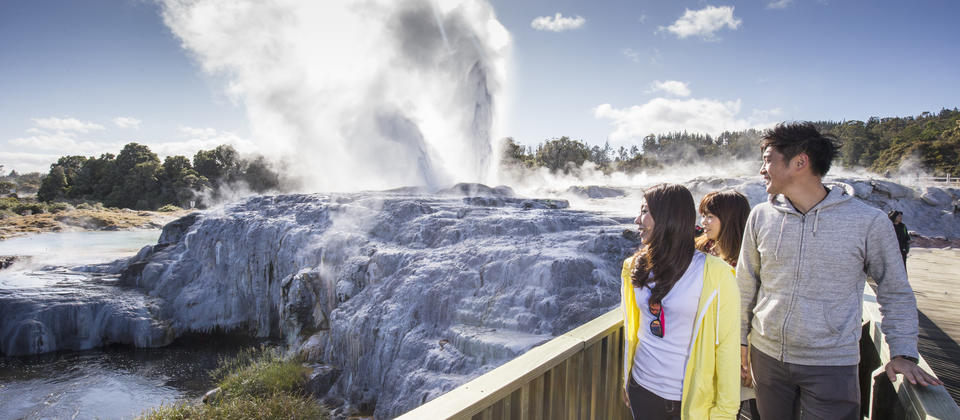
737, 183, 919, 365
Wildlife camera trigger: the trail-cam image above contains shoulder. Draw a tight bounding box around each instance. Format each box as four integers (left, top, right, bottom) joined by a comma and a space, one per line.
703, 254, 735, 285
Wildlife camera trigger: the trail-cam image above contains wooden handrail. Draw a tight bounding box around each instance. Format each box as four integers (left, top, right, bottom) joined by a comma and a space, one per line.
398, 285, 960, 419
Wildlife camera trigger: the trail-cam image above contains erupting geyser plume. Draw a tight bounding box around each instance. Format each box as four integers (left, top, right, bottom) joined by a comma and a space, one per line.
160, 0, 511, 191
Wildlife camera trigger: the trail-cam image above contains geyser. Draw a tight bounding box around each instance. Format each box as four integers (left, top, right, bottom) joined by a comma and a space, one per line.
160, 0, 511, 192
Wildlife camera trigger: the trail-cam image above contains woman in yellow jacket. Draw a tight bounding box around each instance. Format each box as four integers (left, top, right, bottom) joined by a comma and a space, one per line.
621, 184, 741, 420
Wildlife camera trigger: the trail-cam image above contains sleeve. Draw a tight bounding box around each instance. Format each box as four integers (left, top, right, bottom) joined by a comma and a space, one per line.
735, 208, 761, 346
711, 265, 741, 419
866, 213, 919, 359
621, 257, 634, 389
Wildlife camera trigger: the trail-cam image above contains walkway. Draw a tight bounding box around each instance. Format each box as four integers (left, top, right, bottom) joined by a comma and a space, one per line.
906, 248, 960, 405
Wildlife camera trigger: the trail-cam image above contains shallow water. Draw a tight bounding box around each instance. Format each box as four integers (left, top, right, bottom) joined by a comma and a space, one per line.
0, 230, 160, 289
0, 229, 265, 420
0, 335, 276, 420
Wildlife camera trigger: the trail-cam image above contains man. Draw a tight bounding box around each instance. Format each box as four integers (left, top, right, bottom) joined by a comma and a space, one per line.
737, 122, 941, 420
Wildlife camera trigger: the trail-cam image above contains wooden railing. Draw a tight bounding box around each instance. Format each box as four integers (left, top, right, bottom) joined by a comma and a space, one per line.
398, 285, 960, 420
396, 309, 630, 420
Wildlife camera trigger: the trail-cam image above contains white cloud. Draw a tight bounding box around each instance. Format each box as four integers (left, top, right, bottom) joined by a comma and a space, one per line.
622, 48, 642, 63
178, 125, 220, 139
766, 0, 794, 9
659, 5, 742, 40
531, 13, 585, 32
593, 96, 779, 142
9, 133, 122, 154
113, 116, 142, 129
649, 80, 691, 97
31, 117, 104, 133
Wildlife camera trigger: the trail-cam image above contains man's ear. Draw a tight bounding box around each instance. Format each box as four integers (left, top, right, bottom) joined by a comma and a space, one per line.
792, 153, 809, 170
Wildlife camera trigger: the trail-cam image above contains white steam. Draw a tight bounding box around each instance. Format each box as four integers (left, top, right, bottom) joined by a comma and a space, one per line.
160, 0, 511, 192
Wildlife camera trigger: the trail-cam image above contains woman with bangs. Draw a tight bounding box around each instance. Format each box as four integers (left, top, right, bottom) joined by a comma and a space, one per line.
695, 190, 759, 419
620, 184, 741, 420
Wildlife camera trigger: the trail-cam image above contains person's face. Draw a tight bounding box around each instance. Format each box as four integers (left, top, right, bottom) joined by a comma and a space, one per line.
702, 212, 722, 241
895, 214, 903, 224
760, 147, 792, 195
634, 203, 655, 243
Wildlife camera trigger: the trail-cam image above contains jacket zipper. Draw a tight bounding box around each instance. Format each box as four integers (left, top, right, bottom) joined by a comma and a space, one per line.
779, 214, 805, 361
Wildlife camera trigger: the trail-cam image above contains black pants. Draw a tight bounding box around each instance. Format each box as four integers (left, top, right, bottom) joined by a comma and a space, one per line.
627, 376, 681, 420
751, 346, 860, 420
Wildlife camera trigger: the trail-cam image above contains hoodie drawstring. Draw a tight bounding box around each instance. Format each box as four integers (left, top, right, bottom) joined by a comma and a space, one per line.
813, 208, 821, 236
715, 292, 720, 345
774, 213, 786, 261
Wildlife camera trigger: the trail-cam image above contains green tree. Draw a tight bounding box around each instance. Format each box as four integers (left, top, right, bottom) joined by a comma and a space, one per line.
534, 136, 591, 173
242, 156, 280, 193
38, 166, 68, 202
194, 145, 242, 186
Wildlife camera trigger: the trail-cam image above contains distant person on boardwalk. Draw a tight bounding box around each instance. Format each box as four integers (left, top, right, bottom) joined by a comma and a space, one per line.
695, 190, 759, 419
738, 122, 941, 420
621, 183, 740, 419
888, 210, 910, 266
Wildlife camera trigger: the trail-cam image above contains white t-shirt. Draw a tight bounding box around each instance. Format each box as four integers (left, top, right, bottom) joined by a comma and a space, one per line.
631, 251, 706, 401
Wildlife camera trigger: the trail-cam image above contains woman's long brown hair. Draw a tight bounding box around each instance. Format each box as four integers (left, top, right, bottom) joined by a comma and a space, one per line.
695, 190, 751, 267
631, 184, 696, 305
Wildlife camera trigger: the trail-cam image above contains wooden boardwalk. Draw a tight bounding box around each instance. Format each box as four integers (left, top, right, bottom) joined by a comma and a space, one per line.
906, 248, 960, 405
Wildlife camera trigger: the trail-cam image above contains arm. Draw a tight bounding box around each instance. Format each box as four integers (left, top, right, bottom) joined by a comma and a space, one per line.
865, 213, 941, 385
736, 208, 761, 346
866, 213, 918, 360
711, 268, 742, 419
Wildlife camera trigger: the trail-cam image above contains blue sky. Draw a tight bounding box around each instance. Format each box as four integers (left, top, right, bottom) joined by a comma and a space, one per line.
2, 0, 958, 174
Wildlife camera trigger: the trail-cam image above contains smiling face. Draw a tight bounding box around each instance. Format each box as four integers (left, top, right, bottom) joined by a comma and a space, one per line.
701, 212, 721, 241
760, 146, 793, 195
634, 203, 655, 243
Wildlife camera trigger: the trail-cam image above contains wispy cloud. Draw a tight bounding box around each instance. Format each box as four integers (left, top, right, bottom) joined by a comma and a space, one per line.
659, 5, 742, 40
113, 116, 142, 129
766, 0, 794, 9
648, 80, 691, 97
31, 117, 104, 133
531, 13, 585, 32
594, 92, 779, 142
622, 48, 642, 63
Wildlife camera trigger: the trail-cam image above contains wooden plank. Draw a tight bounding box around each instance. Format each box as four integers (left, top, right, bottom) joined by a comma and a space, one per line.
565, 353, 580, 420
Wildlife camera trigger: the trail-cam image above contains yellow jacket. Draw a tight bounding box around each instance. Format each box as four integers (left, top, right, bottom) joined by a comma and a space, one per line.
621, 254, 741, 419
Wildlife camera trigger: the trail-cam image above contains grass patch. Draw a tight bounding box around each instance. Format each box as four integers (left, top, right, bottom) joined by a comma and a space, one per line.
139, 392, 327, 420
139, 346, 327, 420
157, 204, 182, 212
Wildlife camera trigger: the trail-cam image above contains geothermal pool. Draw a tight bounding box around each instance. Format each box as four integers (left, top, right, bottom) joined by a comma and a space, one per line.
0, 230, 272, 420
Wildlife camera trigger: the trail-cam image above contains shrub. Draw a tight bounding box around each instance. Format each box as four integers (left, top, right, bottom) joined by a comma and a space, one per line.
13, 202, 46, 215
47, 202, 71, 213
157, 204, 182, 212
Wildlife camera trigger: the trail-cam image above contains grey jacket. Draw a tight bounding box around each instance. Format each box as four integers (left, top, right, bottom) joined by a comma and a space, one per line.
737, 183, 918, 365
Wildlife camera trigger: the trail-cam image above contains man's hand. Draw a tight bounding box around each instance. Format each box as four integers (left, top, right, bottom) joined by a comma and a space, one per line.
741, 345, 753, 388
621, 387, 631, 408
885, 357, 943, 386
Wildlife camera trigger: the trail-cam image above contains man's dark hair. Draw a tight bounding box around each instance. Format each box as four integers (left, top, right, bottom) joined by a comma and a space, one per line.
761, 122, 840, 177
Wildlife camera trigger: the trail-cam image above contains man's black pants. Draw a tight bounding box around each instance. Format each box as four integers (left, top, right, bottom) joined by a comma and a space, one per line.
751, 346, 860, 420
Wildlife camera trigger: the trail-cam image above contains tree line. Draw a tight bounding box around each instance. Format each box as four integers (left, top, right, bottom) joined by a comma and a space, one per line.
34, 143, 280, 210
502, 108, 960, 177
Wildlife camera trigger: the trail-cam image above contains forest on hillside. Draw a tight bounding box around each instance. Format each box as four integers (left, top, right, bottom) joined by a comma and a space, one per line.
503, 108, 960, 177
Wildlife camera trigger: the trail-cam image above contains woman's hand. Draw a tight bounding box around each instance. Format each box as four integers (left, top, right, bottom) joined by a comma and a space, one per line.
741, 345, 753, 388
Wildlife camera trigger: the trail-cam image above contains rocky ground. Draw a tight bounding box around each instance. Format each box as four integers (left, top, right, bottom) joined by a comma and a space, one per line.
0, 208, 189, 240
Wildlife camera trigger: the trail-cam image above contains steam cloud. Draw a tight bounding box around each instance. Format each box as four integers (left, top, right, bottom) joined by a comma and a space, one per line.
160, 0, 511, 192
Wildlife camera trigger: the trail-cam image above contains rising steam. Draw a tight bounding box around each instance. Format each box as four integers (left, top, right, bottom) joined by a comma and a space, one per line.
160, 0, 511, 192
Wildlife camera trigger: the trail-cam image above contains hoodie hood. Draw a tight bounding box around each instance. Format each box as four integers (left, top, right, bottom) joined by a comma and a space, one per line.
768, 182, 855, 215
768, 183, 855, 259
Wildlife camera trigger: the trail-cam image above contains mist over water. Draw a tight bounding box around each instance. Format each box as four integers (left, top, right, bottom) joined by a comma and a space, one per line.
160, 0, 511, 192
